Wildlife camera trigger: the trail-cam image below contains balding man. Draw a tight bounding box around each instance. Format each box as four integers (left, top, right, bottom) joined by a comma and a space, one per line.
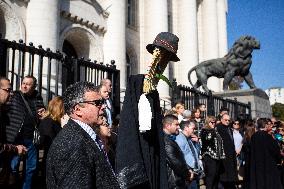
100, 79, 112, 94
99, 81, 113, 127
216, 114, 238, 189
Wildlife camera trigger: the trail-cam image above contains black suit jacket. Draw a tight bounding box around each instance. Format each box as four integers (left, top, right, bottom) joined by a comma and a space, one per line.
46, 119, 119, 189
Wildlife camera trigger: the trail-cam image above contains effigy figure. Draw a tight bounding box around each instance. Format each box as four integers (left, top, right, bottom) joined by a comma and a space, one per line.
116, 32, 180, 189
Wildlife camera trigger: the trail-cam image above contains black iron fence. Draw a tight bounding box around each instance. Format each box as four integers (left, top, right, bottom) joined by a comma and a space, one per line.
171, 79, 251, 120
0, 35, 120, 115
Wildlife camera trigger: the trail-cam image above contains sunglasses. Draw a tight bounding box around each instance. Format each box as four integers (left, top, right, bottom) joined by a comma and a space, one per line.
78, 99, 105, 107
210, 121, 216, 124
233, 122, 239, 125
1, 88, 12, 93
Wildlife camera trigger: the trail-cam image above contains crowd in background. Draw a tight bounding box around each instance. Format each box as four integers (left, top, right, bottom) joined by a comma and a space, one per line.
164, 102, 284, 189
1, 75, 284, 189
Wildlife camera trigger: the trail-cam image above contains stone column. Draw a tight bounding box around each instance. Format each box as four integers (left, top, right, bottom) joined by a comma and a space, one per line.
201, 0, 221, 92
217, 0, 228, 90
26, 0, 59, 51
103, 0, 126, 89
175, 0, 199, 85
26, 0, 59, 95
144, 0, 168, 98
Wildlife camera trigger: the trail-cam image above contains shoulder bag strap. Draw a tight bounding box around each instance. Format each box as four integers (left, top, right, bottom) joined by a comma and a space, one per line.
19, 92, 38, 128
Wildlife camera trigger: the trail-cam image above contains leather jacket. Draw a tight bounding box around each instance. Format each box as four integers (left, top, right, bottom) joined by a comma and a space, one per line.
164, 134, 188, 189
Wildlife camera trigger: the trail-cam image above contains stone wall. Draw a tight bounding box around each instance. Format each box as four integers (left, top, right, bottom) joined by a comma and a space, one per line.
214, 88, 272, 119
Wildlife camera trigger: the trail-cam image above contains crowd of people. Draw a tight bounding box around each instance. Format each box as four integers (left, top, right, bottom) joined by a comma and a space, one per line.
0, 31, 284, 189
1, 75, 283, 189
163, 102, 284, 189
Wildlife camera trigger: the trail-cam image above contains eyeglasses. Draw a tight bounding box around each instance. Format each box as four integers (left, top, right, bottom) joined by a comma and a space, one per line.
223, 119, 230, 122
78, 99, 105, 107
0, 88, 12, 93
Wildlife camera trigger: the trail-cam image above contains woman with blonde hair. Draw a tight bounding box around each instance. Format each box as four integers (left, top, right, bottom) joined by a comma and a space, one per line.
172, 102, 185, 122
200, 116, 225, 189
39, 96, 64, 180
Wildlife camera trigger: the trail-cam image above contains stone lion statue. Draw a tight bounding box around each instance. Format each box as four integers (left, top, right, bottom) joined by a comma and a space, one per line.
188, 35, 260, 93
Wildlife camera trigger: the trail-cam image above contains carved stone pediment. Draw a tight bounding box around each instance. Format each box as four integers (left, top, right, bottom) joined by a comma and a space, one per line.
61, 10, 107, 34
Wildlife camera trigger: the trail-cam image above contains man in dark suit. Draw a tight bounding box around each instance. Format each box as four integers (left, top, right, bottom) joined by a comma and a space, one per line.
216, 114, 238, 189
46, 81, 119, 189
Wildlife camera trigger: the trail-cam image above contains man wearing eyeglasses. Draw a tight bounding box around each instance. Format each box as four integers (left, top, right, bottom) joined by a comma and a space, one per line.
0, 77, 26, 186
216, 114, 238, 189
46, 81, 119, 189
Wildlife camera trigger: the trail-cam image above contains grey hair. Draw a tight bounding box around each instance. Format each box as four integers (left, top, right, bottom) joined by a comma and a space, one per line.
182, 109, 191, 119
63, 81, 99, 115
100, 78, 111, 86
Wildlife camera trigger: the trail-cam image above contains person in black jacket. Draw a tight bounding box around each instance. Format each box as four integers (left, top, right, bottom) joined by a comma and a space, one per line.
200, 116, 225, 189
216, 114, 238, 189
6, 75, 44, 189
46, 81, 119, 189
0, 77, 26, 186
163, 114, 191, 189
249, 118, 282, 189
241, 122, 255, 189
38, 96, 64, 182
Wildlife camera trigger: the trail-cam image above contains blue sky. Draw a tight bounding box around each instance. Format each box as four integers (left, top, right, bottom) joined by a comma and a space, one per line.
227, 0, 284, 90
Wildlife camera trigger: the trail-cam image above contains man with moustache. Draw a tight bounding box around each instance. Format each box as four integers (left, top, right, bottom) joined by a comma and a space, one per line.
46, 81, 119, 189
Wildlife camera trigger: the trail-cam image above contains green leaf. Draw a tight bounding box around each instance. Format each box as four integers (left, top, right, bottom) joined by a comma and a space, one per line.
155, 74, 172, 88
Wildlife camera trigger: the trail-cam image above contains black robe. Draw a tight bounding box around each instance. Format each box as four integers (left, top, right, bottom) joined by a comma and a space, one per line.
216, 124, 238, 183
250, 131, 282, 189
116, 75, 168, 189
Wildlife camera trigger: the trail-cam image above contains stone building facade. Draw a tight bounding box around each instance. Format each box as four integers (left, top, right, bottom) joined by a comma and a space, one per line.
266, 87, 284, 105
0, 0, 228, 100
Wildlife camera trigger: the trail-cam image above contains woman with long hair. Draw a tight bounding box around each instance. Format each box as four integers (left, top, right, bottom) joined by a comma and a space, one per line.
38, 96, 64, 179
241, 122, 256, 189
201, 116, 225, 189
172, 102, 185, 122
95, 116, 116, 169
191, 108, 205, 138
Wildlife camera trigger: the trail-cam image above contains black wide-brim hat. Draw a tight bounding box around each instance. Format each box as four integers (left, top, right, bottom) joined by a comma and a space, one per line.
146, 32, 180, 62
